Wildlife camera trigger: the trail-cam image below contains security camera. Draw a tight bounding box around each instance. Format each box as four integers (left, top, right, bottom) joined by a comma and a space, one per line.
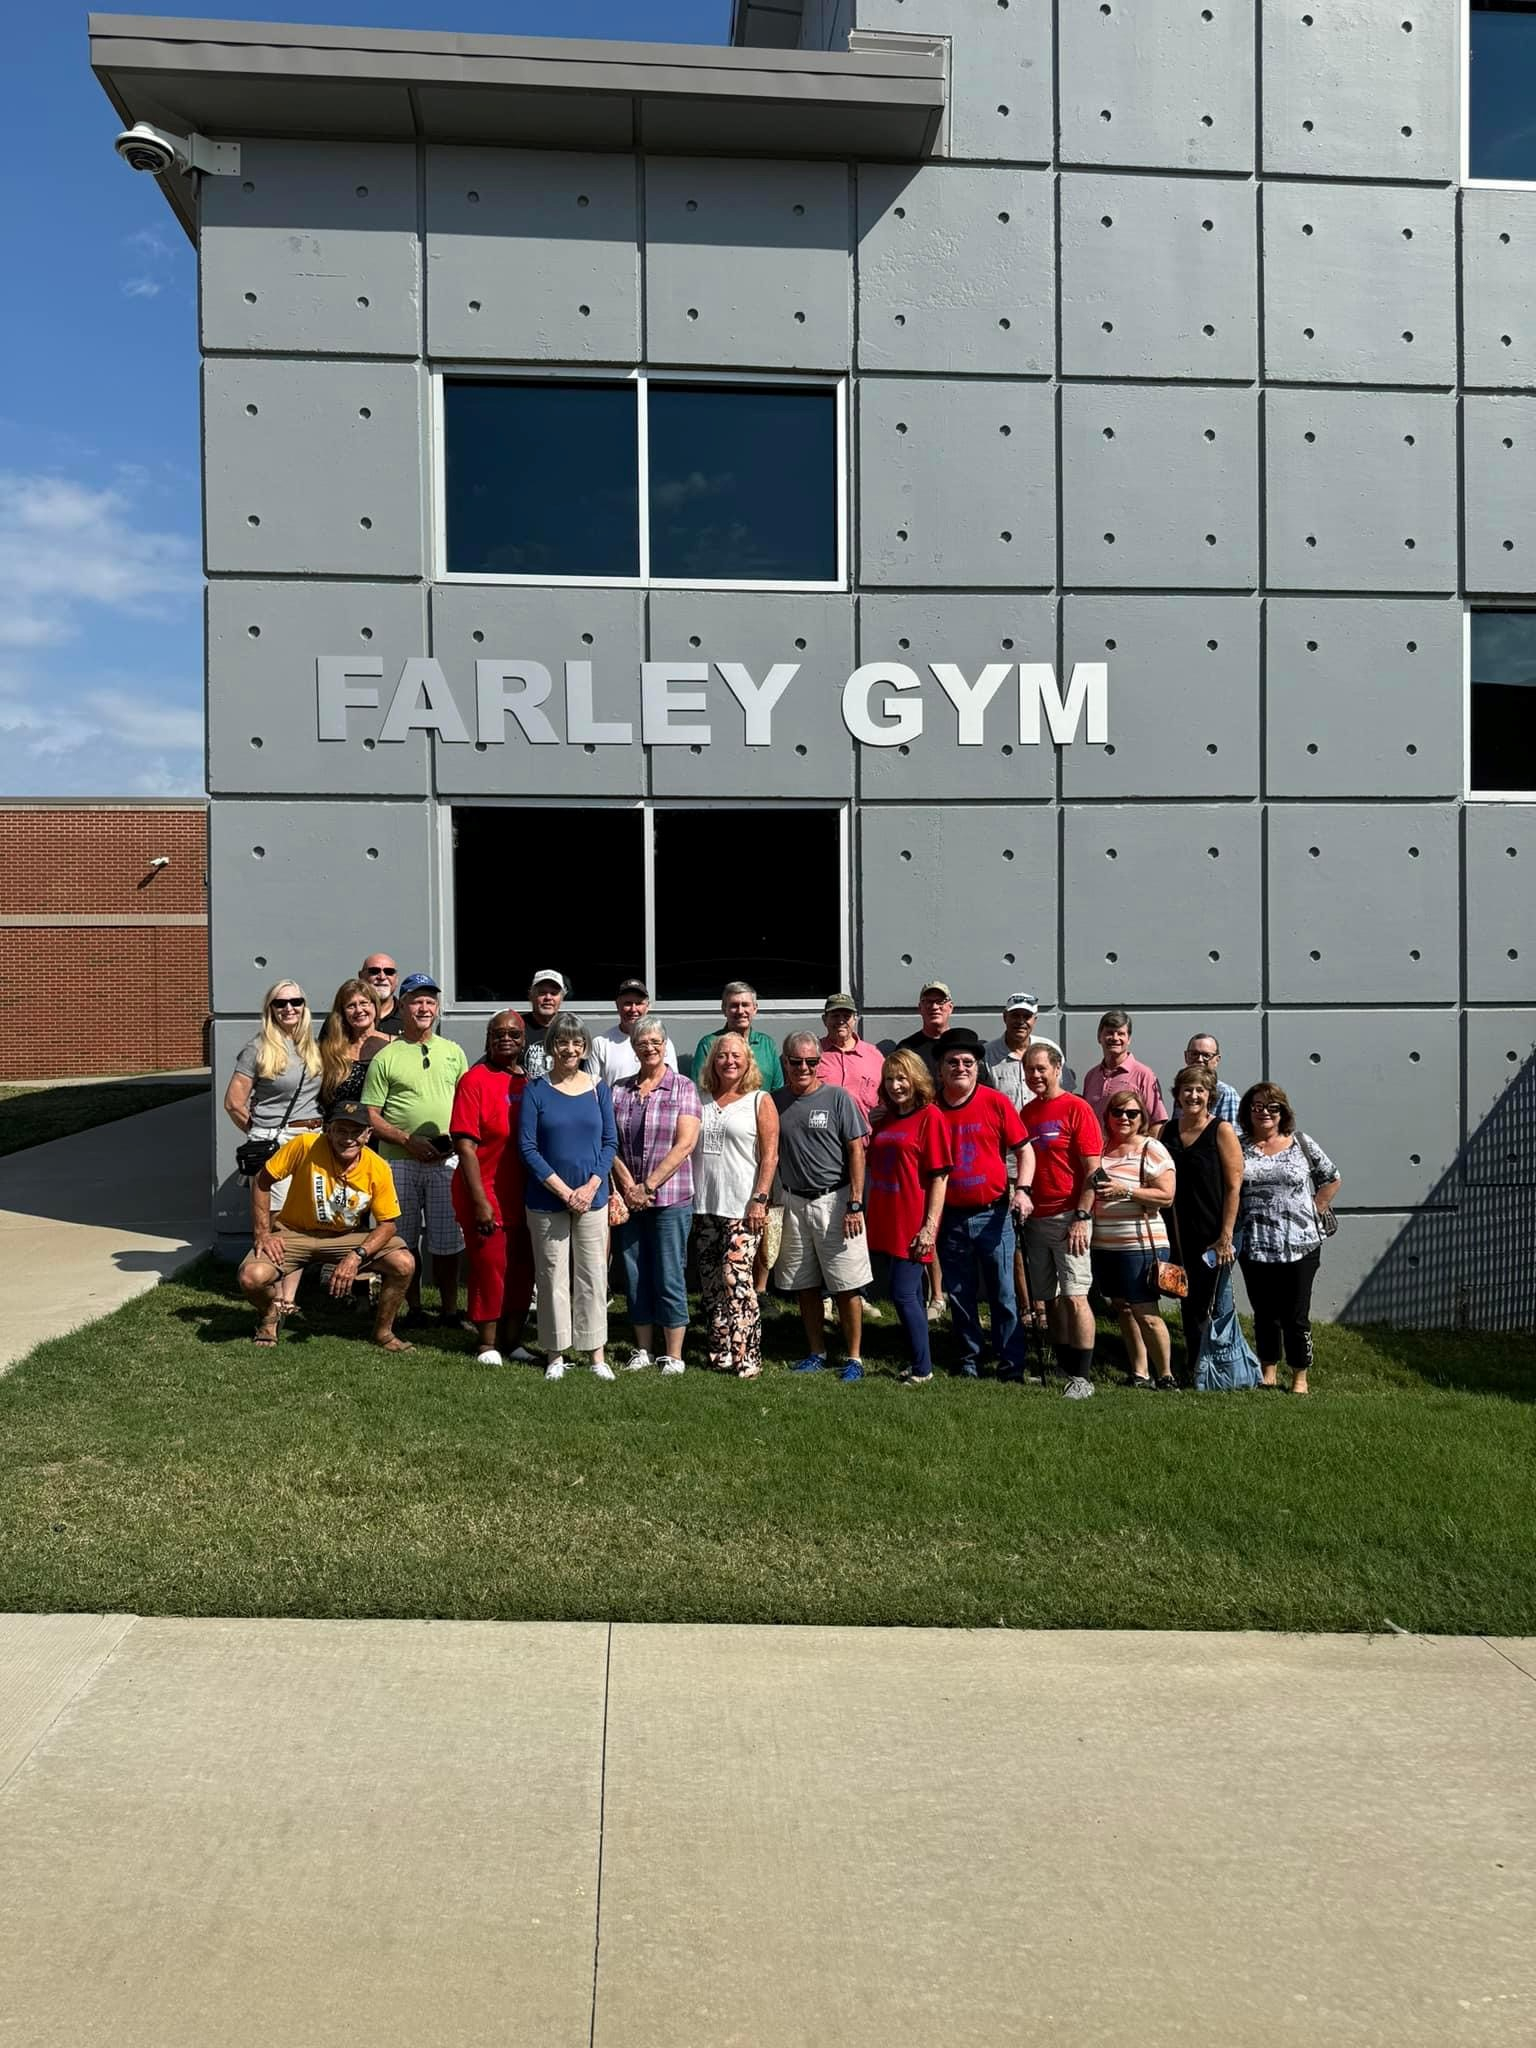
113, 123, 241, 177
148, 855, 171, 869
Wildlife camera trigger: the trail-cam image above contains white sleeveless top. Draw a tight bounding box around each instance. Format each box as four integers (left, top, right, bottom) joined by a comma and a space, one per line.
693, 1091, 763, 1217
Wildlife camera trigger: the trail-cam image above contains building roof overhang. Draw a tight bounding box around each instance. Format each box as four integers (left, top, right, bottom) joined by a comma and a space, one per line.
89, 12, 946, 241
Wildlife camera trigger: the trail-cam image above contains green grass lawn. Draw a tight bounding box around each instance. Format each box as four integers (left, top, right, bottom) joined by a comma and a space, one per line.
0, 1078, 208, 1158
1, 1257, 1531, 1633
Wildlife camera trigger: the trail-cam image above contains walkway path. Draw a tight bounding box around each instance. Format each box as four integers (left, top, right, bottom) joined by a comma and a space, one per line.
1, 1618, 1531, 2045
0, 1093, 208, 1372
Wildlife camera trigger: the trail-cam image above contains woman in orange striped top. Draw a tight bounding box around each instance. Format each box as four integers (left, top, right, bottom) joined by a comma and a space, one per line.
1090, 1088, 1177, 1389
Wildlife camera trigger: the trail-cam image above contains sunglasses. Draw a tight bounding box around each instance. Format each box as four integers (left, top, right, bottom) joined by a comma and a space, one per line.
1106, 1107, 1142, 1119
420, 1047, 431, 1070
1251, 1102, 1282, 1116
364, 968, 397, 979
785, 1056, 821, 1069
270, 998, 304, 1011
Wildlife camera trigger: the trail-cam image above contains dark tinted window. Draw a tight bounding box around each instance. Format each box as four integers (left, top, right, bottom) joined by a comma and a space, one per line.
1470, 3, 1536, 180
653, 808, 840, 1000
1470, 610, 1536, 793
648, 384, 838, 582
453, 807, 644, 1001
443, 379, 639, 577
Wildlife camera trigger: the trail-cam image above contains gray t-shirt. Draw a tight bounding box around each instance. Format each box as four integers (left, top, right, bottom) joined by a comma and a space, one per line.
984, 1033, 1076, 1110
234, 1035, 323, 1129
772, 1082, 869, 1194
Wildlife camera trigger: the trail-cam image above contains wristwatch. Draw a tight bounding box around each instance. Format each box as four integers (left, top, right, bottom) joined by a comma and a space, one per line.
746, 1191, 767, 1207
845, 1199, 864, 1213
1071, 1208, 1092, 1221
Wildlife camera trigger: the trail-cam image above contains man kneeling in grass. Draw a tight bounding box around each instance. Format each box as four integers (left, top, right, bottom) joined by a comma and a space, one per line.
239, 1099, 415, 1352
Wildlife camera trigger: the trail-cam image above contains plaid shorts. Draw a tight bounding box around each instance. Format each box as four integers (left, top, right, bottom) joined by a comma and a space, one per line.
389, 1157, 464, 1258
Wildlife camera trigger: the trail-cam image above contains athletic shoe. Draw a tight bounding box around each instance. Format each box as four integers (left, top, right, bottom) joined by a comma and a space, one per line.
1155, 1375, 1181, 1393
591, 1360, 616, 1382
958, 1361, 980, 1379
839, 1360, 864, 1382
622, 1349, 653, 1372
507, 1346, 536, 1364
903, 1369, 933, 1385
790, 1355, 826, 1373
1063, 1376, 1095, 1400
660, 1359, 686, 1376
862, 1301, 884, 1322
544, 1357, 567, 1381
476, 1347, 503, 1367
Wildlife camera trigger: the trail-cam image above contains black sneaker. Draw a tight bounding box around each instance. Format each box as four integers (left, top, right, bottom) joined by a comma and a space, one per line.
1155, 1375, 1181, 1392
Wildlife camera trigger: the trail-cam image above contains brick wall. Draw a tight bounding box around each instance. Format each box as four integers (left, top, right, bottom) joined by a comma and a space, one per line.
0, 804, 209, 1079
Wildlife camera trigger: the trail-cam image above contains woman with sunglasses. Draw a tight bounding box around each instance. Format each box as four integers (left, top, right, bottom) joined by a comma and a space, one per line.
451, 1010, 535, 1368
1090, 1089, 1178, 1389
1236, 1083, 1341, 1396
224, 980, 325, 1316
864, 1049, 952, 1383
1160, 1065, 1243, 1382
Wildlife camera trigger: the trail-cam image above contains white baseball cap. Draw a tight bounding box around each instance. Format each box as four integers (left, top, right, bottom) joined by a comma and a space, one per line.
1003, 991, 1039, 1015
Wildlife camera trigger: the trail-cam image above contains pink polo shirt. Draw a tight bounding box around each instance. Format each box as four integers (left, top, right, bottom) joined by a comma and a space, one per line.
818, 1034, 886, 1119
1082, 1054, 1168, 1126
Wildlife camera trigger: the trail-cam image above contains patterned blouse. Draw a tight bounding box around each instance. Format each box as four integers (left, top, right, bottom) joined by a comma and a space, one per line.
1239, 1133, 1338, 1264
611, 1067, 703, 1209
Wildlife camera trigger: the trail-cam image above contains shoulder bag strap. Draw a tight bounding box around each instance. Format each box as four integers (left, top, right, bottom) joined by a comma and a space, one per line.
1139, 1139, 1183, 1267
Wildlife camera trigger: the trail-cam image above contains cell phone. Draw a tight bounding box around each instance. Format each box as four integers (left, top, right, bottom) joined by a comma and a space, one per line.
1089, 1166, 1113, 1192
430, 1133, 454, 1156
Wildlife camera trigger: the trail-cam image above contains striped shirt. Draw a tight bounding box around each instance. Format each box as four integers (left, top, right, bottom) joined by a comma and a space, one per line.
1091, 1138, 1173, 1251
611, 1068, 703, 1209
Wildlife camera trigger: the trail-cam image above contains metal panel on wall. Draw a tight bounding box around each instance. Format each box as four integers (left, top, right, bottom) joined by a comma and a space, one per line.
1267, 805, 1459, 1003
424, 147, 639, 363
1465, 805, 1536, 1002
1059, 173, 1257, 381
1462, 189, 1536, 390
858, 379, 1056, 587
1265, 1010, 1460, 1209
200, 141, 420, 358
207, 581, 430, 796
1264, 390, 1457, 593
1463, 1010, 1536, 1186
203, 358, 425, 577
209, 800, 437, 1016
1261, 183, 1456, 386
429, 586, 645, 796
648, 591, 854, 798
1062, 805, 1261, 1006
1060, 385, 1259, 588
1061, 596, 1259, 798
643, 157, 850, 369
1263, 598, 1463, 798
1260, 0, 1459, 180
1058, 0, 1255, 172
856, 165, 1053, 376
1463, 398, 1536, 594
859, 806, 1058, 1011
856, 594, 1056, 801
857, 0, 1053, 163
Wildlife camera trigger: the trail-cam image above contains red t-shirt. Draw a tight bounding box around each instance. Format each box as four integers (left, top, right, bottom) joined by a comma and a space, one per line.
865, 1104, 953, 1261
933, 1084, 1027, 1209
1020, 1090, 1103, 1217
449, 1062, 528, 1228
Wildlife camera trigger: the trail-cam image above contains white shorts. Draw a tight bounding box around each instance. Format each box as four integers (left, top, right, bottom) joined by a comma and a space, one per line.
773, 1186, 874, 1295
389, 1156, 464, 1258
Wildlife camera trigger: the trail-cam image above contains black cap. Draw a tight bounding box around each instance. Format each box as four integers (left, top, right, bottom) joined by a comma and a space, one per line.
616, 977, 649, 999
325, 1098, 371, 1129
935, 1026, 986, 1062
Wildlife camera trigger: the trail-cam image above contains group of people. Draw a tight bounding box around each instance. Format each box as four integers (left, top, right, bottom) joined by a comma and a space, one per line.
225, 961, 1340, 1396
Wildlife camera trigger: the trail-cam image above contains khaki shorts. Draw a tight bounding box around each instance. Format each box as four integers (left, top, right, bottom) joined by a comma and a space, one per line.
1024, 1213, 1093, 1301
244, 1227, 401, 1274
773, 1187, 874, 1295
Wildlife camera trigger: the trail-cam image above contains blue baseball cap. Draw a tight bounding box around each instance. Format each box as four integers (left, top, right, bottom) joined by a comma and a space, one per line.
397, 972, 440, 998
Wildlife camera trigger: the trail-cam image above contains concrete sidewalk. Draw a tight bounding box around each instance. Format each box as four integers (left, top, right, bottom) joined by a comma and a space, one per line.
1, 1618, 1532, 2046
0, 1093, 209, 1372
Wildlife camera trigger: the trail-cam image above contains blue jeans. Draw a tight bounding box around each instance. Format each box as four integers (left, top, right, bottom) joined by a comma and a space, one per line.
876, 1252, 934, 1377
938, 1201, 1023, 1374
615, 1203, 692, 1330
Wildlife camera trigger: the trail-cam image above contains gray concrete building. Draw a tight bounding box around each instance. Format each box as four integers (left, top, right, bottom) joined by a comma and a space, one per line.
91, 3, 1536, 1323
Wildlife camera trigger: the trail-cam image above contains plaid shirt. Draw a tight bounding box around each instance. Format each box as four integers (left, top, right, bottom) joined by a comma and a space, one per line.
611, 1068, 703, 1209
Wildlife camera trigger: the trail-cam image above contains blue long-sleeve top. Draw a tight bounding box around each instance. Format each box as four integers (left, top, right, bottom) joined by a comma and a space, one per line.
518, 1077, 618, 1213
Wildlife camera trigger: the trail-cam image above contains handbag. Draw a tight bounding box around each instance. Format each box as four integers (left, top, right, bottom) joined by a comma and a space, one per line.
1139, 1143, 1188, 1299
606, 1190, 631, 1228
1298, 1132, 1340, 1239
1196, 1260, 1262, 1391
236, 1066, 308, 1179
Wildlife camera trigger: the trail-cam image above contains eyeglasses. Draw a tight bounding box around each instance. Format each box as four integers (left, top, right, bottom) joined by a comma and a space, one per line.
1106, 1107, 1142, 1119
270, 998, 303, 1011
944, 1057, 977, 1069
785, 1056, 821, 1068
1251, 1102, 1281, 1116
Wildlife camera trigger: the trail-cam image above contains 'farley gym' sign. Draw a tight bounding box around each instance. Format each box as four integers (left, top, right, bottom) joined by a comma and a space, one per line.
315, 657, 1111, 748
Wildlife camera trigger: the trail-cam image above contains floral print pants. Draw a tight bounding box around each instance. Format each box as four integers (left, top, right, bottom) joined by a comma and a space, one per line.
693, 1213, 762, 1375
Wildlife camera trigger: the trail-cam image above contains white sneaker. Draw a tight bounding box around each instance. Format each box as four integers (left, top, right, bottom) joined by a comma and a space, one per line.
622, 1349, 653, 1372
591, 1359, 616, 1381
544, 1357, 567, 1381
660, 1359, 686, 1376
862, 1300, 884, 1322
1063, 1376, 1095, 1400
507, 1345, 536, 1363
476, 1347, 503, 1367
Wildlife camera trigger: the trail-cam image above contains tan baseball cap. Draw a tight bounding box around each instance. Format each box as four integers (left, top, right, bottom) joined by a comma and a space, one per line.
918, 979, 952, 1000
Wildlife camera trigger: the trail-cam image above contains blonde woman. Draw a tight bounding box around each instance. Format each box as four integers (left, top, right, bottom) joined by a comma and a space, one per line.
224, 980, 325, 1314
318, 977, 391, 1115
692, 1032, 779, 1378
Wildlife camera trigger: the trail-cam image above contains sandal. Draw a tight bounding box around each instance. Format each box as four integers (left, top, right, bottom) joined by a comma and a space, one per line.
251, 1326, 279, 1347
736, 1364, 762, 1380
374, 1334, 415, 1354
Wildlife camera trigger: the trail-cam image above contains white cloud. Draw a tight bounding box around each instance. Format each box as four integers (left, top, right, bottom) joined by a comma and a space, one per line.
83, 687, 203, 752
0, 470, 199, 648
122, 278, 162, 300
131, 757, 202, 797
118, 226, 181, 306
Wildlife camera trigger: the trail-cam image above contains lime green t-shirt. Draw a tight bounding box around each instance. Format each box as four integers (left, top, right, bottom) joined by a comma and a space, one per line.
360, 1034, 469, 1161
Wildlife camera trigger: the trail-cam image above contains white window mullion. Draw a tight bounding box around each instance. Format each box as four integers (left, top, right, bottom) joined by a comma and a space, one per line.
635, 370, 651, 583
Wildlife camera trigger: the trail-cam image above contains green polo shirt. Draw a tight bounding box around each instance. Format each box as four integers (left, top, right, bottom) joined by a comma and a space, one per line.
689, 1026, 784, 1092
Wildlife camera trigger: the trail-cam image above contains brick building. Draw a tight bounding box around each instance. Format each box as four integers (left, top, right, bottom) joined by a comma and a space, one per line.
0, 802, 209, 1080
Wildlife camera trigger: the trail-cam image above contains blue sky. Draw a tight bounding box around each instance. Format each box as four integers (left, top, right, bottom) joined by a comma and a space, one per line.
1, 1, 730, 796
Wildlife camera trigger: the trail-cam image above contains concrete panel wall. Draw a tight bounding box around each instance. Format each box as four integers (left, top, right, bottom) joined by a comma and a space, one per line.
1058, 0, 1255, 172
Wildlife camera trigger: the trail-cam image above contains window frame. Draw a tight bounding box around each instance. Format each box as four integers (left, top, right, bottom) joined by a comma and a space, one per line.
1465, 602, 1536, 800
431, 365, 848, 593
1462, 0, 1536, 189
439, 798, 851, 1009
